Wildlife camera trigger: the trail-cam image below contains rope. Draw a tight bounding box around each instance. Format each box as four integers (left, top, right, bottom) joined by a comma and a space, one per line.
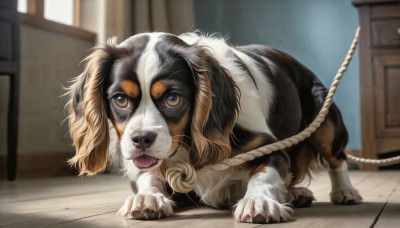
166, 161, 197, 193
346, 154, 400, 166
165, 27, 400, 193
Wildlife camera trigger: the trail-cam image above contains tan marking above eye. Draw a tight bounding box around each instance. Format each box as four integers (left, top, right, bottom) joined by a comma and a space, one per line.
119, 80, 140, 98
151, 80, 168, 99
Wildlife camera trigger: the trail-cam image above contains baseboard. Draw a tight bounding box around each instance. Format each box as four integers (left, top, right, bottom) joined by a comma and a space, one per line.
0, 152, 76, 180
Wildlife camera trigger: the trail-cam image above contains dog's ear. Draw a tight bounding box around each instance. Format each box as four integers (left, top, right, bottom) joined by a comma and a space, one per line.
180, 45, 240, 168
66, 38, 120, 175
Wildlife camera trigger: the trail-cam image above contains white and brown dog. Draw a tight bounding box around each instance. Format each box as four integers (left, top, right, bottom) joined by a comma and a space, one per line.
66, 32, 362, 223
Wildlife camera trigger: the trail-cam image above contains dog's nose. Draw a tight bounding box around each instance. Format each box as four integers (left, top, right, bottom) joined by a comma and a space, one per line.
132, 131, 157, 149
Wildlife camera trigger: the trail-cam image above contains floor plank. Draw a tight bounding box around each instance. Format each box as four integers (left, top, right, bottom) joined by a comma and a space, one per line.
262, 171, 399, 228
0, 171, 399, 228
375, 175, 400, 228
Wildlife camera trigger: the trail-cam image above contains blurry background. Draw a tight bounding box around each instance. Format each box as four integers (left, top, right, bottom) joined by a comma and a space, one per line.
0, 0, 380, 179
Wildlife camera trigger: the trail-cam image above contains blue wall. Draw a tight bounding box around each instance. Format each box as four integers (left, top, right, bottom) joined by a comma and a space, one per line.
194, 0, 361, 149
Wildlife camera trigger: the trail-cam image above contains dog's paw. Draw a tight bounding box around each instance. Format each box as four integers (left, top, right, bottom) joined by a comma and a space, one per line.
288, 187, 315, 208
330, 188, 362, 205
118, 193, 174, 219
233, 197, 293, 223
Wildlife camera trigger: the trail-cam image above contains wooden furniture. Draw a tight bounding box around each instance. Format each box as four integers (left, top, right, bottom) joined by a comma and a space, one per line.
353, 0, 400, 170
0, 0, 20, 180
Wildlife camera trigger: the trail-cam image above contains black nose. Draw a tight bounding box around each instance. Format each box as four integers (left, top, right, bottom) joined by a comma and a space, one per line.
132, 131, 157, 149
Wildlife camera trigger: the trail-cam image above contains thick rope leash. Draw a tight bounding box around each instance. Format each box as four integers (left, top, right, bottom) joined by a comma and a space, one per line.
165, 27, 400, 193
346, 153, 400, 166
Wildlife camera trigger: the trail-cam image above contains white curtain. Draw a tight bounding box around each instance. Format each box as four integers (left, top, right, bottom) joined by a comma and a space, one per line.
80, 0, 194, 43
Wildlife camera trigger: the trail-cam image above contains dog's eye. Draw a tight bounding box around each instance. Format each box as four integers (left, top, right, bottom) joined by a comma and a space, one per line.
113, 95, 129, 108
165, 93, 182, 108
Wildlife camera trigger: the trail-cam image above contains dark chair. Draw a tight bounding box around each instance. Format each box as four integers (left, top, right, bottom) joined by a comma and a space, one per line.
0, 0, 20, 181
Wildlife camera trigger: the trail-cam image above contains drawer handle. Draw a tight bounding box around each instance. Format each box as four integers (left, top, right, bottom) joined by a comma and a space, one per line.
398, 27, 400, 35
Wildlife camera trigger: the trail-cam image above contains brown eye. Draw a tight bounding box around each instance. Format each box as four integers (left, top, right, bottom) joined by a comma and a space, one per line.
113, 95, 129, 108
165, 94, 182, 107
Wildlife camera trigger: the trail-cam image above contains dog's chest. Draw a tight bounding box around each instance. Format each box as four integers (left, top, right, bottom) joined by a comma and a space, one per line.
166, 147, 250, 208
193, 167, 249, 208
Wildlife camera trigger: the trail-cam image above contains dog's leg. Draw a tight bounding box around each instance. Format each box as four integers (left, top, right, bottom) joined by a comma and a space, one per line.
328, 161, 362, 205
309, 119, 362, 205
118, 172, 174, 219
287, 144, 316, 207
233, 154, 293, 223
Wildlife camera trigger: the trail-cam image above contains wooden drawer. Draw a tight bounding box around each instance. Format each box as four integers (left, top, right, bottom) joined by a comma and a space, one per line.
373, 54, 400, 138
372, 19, 400, 47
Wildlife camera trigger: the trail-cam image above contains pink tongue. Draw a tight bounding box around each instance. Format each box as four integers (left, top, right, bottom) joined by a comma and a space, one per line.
134, 155, 157, 168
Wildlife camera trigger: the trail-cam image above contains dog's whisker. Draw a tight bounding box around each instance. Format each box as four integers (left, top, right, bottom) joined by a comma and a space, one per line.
170, 139, 194, 152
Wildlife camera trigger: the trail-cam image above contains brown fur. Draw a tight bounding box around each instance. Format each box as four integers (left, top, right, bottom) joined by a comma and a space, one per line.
120, 80, 140, 99
155, 162, 168, 182
180, 46, 239, 168
309, 119, 343, 169
190, 71, 234, 168
231, 135, 272, 157
250, 165, 267, 177
168, 111, 191, 157
111, 118, 126, 138
289, 118, 343, 186
289, 144, 316, 187
151, 80, 169, 100
66, 39, 120, 175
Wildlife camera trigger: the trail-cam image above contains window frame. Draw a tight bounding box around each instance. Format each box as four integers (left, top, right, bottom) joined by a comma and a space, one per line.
20, 0, 95, 42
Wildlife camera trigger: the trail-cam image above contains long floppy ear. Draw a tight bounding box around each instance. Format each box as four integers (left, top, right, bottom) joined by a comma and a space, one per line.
181, 45, 240, 168
66, 38, 119, 175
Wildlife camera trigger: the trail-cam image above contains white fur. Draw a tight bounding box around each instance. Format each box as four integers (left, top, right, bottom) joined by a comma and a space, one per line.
194, 167, 248, 208
233, 167, 293, 223
328, 162, 362, 204
117, 34, 181, 219
118, 172, 174, 219
119, 34, 174, 167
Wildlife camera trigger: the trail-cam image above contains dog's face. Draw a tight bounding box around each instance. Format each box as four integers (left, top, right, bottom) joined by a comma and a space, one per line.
67, 33, 239, 175
106, 40, 195, 170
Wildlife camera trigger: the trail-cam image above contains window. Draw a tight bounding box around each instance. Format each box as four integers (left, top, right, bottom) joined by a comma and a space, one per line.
18, 0, 78, 26
18, 0, 28, 13
44, 0, 74, 26
17, 0, 94, 42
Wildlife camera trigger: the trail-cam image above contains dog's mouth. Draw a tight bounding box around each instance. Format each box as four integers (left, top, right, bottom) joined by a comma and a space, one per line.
133, 154, 159, 169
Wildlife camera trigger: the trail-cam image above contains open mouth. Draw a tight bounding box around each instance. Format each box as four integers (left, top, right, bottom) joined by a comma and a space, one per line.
133, 154, 159, 169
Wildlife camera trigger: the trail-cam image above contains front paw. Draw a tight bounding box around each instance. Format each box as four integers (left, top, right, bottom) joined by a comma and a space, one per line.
118, 193, 174, 219
331, 188, 362, 205
288, 187, 315, 208
233, 197, 293, 223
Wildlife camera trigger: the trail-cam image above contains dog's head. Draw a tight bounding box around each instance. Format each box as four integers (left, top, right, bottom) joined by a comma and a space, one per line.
67, 33, 239, 175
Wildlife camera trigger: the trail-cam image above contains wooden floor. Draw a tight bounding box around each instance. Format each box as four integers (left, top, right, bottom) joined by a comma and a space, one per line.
1, 171, 399, 228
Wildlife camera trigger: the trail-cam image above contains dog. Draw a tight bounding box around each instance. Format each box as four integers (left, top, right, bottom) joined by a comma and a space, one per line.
66, 32, 362, 223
